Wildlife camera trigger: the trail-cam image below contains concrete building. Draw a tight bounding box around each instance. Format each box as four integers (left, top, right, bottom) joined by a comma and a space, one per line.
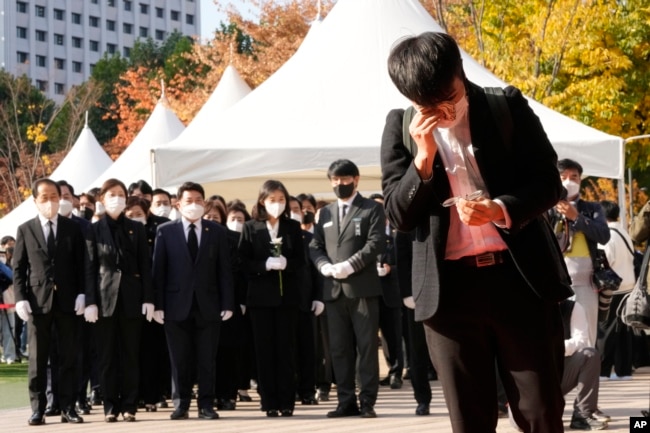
0, 0, 201, 102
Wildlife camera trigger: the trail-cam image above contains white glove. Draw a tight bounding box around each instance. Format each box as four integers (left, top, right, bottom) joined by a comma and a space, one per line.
15, 300, 32, 322
221, 310, 233, 321
84, 304, 98, 323
74, 294, 86, 315
377, 264, 388, 277
276, 255, 287, 270
311, 300, 325, 316
153, 310, 165, 325
240, 304, 246, 315
266, 257, 279, 271
320, 263, 334, 277
332, 261, 354, 279
403, 296, 416, 310
142, 303, 155, 322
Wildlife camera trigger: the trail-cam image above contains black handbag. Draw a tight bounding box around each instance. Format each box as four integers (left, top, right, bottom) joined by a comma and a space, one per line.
618, 245, 650, 329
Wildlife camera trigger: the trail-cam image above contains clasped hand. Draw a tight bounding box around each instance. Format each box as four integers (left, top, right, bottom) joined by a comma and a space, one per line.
320, 261, 353, 279
454, 197, 504, 226
266, 255, 287, 271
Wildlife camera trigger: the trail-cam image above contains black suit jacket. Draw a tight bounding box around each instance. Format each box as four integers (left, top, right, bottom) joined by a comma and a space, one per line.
378, 226, 402, 308
152, 219, 234, 321
13, 214, 88, 314
87, 216, 154, 318
381, 81, 573, 321
238, 218, 305, 308
309, 194, 386, 301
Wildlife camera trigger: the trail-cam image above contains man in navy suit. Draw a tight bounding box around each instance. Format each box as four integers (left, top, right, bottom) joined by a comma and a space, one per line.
381, 32, 573, 432
152, 181, 234, 420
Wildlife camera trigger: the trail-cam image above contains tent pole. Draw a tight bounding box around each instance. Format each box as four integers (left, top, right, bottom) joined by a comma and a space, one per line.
150, 149, 157, 189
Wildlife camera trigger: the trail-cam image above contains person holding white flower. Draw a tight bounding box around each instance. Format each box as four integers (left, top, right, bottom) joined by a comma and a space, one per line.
84, 178, 154, 422
238, 180, 306, 417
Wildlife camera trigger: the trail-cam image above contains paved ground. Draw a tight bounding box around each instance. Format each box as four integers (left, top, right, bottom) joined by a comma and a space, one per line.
0, 368, 648, 432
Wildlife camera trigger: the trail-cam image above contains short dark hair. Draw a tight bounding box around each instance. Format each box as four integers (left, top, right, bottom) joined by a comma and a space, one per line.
227, 201, 251, 221
32, 178, 60, 198
289, 195, 302, 210
177, 182, 205, 200
0, 236, 15, 246
126, 196, 150, 215
99, 178, 128, 199
208, 194, 227, 209
86, 187, 101, 200
128, 179, 153, 196
152, 188, 171, 200
557, 158, 583, 176
296, 193, 316, 209
204, 198, 227, 225
252, 180, 290, 221
327, 159, 359, 179
79, 192, 96, 206
600, 200, 619, 221
387, 32, 465, 107
56, 180, 75, 196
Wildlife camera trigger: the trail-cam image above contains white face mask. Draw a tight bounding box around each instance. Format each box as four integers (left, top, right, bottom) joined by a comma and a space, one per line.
0, 256, 6, 265
265, 202, 285, 219
562, 179, 580, 199
181, 203, 204, 221
129, 216, 147, 225
290, 212, 303, 223
104, 196, 126, 217
95, 201, 106, 215
36, 200, 59, 219
436, 95, 469, 129
227, 220, 244, 233
152, 205, 171, 218
71, 208, 81, 217
58, 199, 73, 217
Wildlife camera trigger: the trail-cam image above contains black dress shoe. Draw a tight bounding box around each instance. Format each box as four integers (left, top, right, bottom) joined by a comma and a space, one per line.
61, 409, 84, 423
198, 407, 219, 419
360, 405, 377, 418
76, 401, 91, 415
379, 376, 391, 386
415, 403, 430, 416
281, 409, 293, 417
326, 405, 360, 418
44, 406, 61, 416
156, 399, 168, 408
123, 413, 136, 422
301, 395, 319, 405
170, 408, 189, 420
238, 391, 253, 402
390, 376, 403, 389
89, 390, 102, 406
266, 410, 279, 417
28, 411, 45, 426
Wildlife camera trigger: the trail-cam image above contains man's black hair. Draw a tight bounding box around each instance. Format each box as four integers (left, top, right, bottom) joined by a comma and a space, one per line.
327, 159, 359, 179
557, 159, 583, 176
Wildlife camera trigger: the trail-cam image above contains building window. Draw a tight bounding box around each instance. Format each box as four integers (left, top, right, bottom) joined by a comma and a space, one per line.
139, 3, 149, 14
72, 61, 82, 73
107, 43, 117, 54
54, 83, 65, 95
54, 9, 64, 20
123, 47, 131, 58
156, 7, 164, 18
108, 0, 115, 6
123, 23, 133, 34
17, 52, 29, 63
139, 27, 149, 38
155, 30, 165, 40
72, 37, 83, 48
35, 5, 45, 17
89, 16, 99, 27
54, 34, 64, 45
91, 0, 98, 4
90, 64, 96, 73
17, 27, 27, 39
55, 58, 65, 70
90, 40, 99, 52
124, 1, 132, 11
36, 55, 47, 67
36, 80, 48, 92
17, 2, 28, 13
72, 13, 81, 24
35, 30, 47, 42
171, 10, 179, 21
186, 14, 194, 25
107, 20, 116, 31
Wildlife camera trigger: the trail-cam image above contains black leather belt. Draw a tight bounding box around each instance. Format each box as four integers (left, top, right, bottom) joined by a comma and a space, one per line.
450, 251, 508, 268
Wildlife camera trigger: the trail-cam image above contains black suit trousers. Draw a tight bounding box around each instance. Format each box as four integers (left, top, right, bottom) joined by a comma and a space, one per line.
94, 313, 143, 415
379, 301, 403, 377
295, 310, 316, 398
405, 308, 432, 405
423, 259, 565, 433
28, 306, 78, 412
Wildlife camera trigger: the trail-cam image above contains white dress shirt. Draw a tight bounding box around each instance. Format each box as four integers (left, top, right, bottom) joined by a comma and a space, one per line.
38, 214, 57, 240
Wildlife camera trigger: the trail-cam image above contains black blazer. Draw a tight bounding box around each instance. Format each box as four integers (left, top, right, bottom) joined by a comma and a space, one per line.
87, 215, 154, 318
381, 81, 573, 321
238, 218, 305, 308
13, 214, 88, 314
309, 194, 386, 301
152, 219, 234, 321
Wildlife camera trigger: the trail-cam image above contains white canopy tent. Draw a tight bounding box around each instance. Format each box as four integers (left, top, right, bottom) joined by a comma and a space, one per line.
0, 122, 112, 238
153, 0, 623, 207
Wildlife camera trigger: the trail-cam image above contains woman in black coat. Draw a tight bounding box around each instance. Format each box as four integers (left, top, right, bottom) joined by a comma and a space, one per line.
84, 179, 154, 422
238, 180, 306, 417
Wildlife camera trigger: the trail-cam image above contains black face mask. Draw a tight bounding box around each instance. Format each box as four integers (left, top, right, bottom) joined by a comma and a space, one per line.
83, 208, 94, 221
333, 183, 355, 199
303, 211, 315, 224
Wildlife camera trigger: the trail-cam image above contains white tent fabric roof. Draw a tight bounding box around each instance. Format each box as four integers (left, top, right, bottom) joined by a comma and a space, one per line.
89, 97, 185, 189
0, 124, 112, 238
153, 0, 622, 201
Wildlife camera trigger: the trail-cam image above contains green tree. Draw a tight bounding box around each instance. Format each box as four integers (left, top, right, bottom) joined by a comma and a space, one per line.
89, 53, 128, 145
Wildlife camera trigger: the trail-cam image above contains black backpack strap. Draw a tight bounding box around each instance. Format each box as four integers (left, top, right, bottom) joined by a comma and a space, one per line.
402, 106, 418, 157
484, 87, 513, 152
610, 227, 635, 257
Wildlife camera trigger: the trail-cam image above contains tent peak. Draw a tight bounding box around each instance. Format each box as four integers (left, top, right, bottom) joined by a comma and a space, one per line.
158, 80, 171, 108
